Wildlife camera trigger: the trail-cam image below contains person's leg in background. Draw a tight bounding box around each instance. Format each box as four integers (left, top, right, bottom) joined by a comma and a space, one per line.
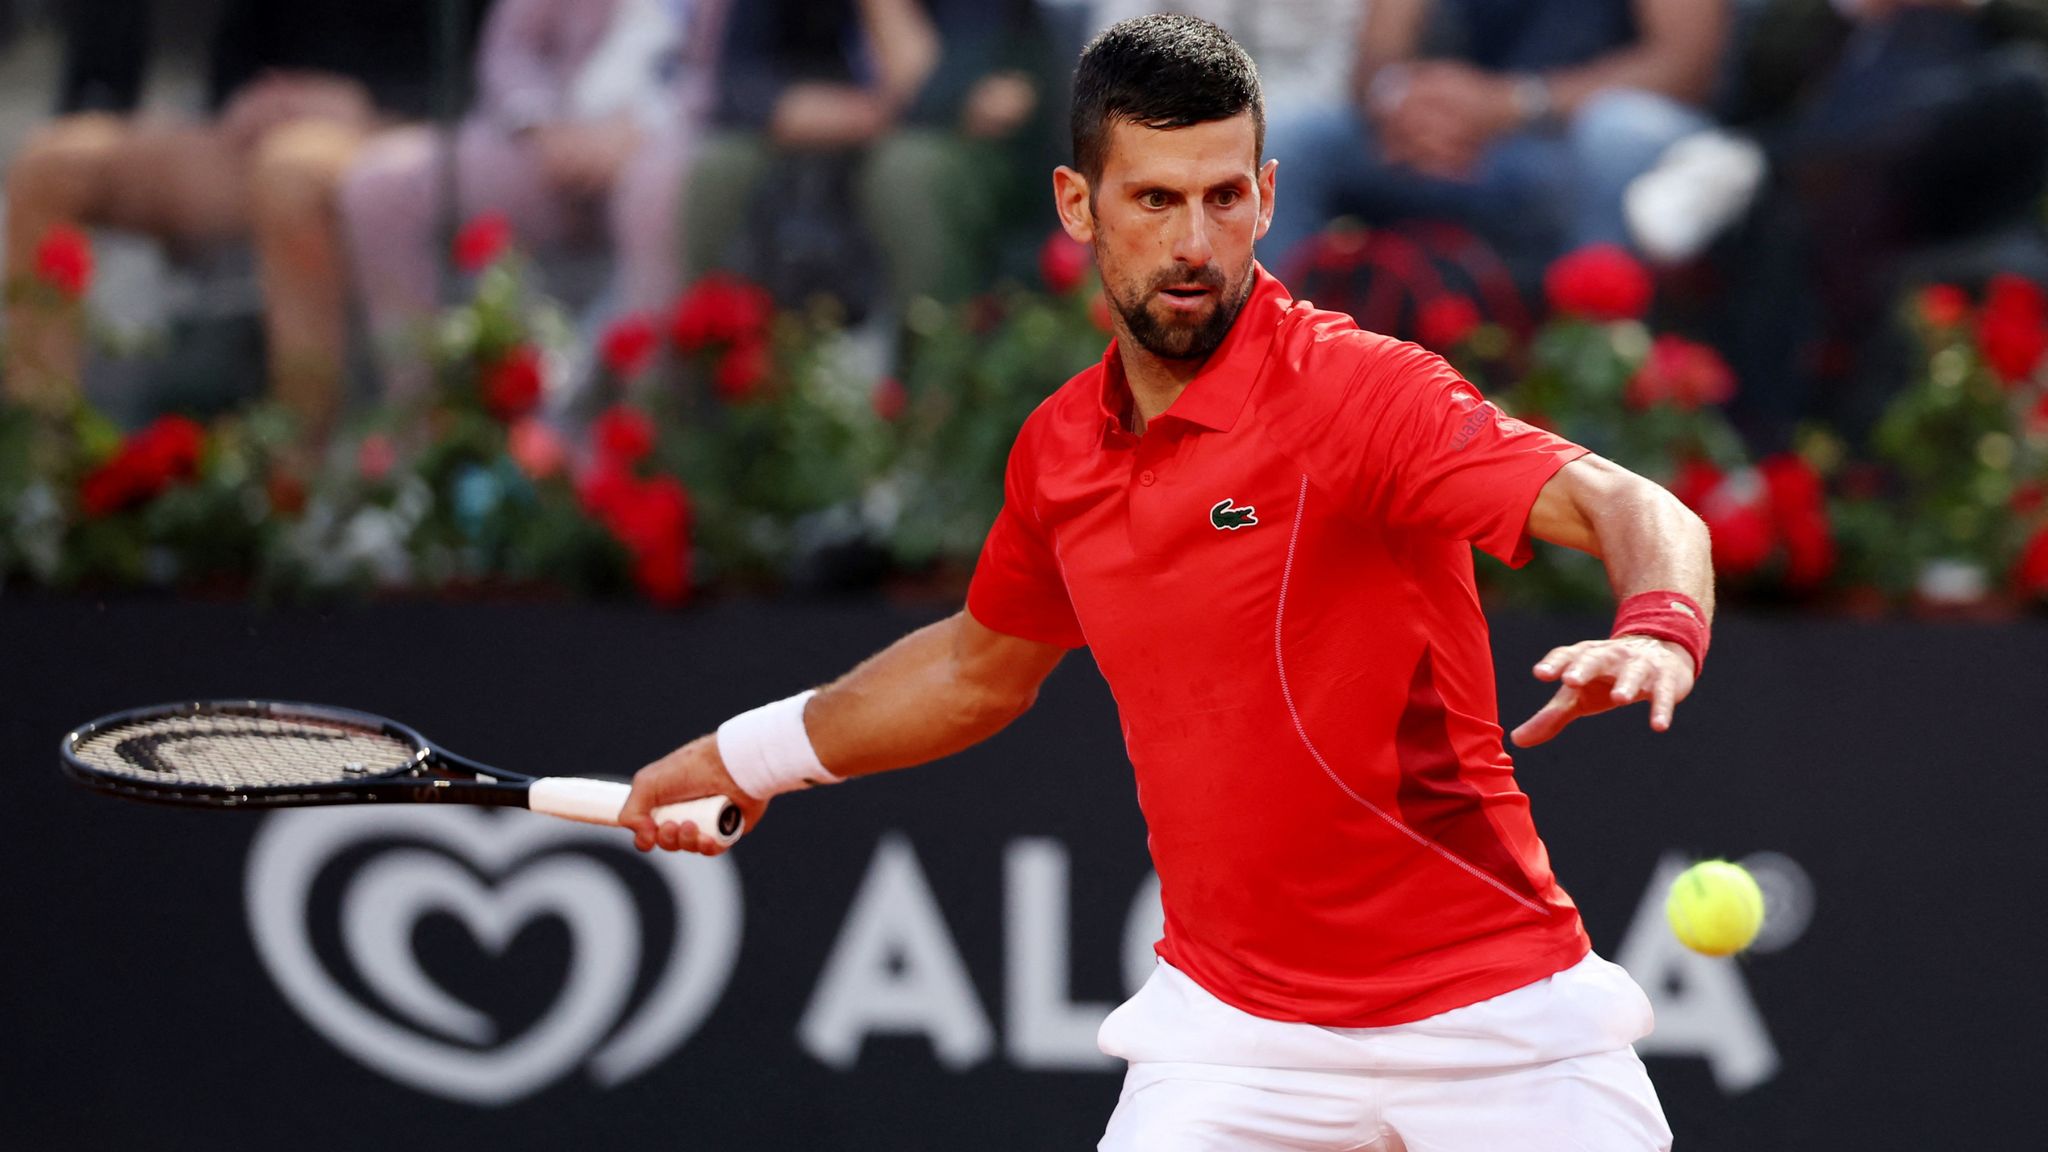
247, 118, 372, 441
855, 128, 996, 308
1262, 101, 1570, 278
1565, 88, 1714, 251
681, 132, 770, 280
4, 115, 246, 411
1258, 101, 1382, 277
340, 121, 578, 405
1781, 14, 2048, 433
608, 127, 692, 315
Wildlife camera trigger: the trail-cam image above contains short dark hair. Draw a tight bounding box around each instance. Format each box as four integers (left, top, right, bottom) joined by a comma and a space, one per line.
1070, 14, 1264, 185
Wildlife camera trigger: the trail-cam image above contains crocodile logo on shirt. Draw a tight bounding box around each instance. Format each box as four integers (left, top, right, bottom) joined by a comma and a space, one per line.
1209, 498, 1259, 531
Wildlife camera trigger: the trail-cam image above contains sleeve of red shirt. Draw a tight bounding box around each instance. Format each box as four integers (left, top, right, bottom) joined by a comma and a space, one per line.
1327, 340, 1588, 567
965, 435, 1089, 649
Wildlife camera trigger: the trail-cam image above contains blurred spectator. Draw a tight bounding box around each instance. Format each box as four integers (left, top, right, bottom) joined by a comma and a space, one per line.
1084, 0, 1361, 121
1632, 0, 2048, 437
1260, 0, 1731, 273
685, 0, 1056, 315
342, 0, 727, 405
4, 0, 478, 437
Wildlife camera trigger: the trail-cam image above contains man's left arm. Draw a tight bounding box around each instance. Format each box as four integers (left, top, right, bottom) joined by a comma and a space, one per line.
1510, 454, 1715, 747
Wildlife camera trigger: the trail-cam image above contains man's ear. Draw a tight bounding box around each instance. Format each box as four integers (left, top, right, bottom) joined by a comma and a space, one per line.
1256, 158, 1278, 241
1053, 166, 1096, 245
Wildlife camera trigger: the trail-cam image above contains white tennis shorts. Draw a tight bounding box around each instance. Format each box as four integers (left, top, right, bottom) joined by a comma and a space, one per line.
1097, 953, 1672, 1151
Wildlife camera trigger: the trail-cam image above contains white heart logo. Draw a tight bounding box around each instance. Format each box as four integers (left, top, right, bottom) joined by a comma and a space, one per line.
246, 807, 742, 1105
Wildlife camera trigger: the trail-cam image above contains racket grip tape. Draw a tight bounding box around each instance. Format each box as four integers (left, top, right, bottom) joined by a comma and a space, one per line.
527, 777, 745, 847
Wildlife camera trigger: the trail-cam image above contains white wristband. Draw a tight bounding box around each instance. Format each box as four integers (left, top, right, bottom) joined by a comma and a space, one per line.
715, 689, 839, 799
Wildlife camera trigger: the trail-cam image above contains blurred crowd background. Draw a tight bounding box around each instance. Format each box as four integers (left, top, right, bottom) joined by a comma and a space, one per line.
3, 0, 2047, 608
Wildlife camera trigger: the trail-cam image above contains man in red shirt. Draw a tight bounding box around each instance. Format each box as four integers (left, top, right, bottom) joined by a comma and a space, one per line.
624, 15, 1708, 1149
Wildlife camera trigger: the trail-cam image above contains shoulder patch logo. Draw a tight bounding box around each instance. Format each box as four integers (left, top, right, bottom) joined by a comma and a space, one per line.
1210, 498, 1259, 531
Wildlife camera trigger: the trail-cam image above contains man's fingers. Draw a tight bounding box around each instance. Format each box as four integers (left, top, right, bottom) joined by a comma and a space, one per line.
647, 818, 729, 857
1562, 646, 1622, 687
1511, 684, 1585, 747
1609, 661, 1651, 705
1534, 645, 1581, 680
1650, 673, 1678, 732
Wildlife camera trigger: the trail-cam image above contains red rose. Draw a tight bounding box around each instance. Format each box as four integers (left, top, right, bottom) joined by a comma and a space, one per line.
1695, 469, 1776, 578
266, 469, 308, 518
2017, 526, 2048, 596
131, 415, 205, 484
482, 346, 544, 421
1976, 274, 2048, 384
357, 433, 397, 482
1916, 284, 1970, 330
612, 476, 690, 554
633, 543, 692, 604
1416, 295, 1482, 351
872, 377, 908, 422
1627, 334, 1736, 410
714, 337, 771, 401
610, 475, 694, 604
1668, 458, 1723, 511
578, 461, 637, 521
33, 224, 92, 300
79, 459, 140, 517
1543, 244, 1653, 322
599, 313, 658, 378
593, 405, 656, 465
508, 418, 567, 480
670, 274, 773, 351
1039, 231, 1091, 295
76, 415, 205, 516
1758, 453, 1835, 590
453, 212, 512, 273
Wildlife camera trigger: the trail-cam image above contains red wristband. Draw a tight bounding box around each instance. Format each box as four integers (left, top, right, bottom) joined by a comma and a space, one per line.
1612, 591, 1709, 674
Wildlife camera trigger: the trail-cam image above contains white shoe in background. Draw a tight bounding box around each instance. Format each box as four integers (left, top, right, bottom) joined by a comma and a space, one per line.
1625, 130, 1769, 265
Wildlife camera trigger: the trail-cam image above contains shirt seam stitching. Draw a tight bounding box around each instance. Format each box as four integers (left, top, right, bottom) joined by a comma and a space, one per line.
1273, 472, 1551, 919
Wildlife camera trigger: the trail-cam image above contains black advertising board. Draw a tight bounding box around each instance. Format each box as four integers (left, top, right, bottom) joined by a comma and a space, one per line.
2, 596, 2042, 1149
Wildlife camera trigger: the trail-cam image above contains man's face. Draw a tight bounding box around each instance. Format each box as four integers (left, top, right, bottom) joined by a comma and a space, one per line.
1056, 113, 1275, 362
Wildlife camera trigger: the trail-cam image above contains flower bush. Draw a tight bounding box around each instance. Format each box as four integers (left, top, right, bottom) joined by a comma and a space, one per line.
1832, 275, 2048, 605
4, 223, 2047, 615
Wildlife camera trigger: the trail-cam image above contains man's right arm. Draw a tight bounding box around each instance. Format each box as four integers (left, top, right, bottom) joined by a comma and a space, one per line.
620, 610, 1067, 854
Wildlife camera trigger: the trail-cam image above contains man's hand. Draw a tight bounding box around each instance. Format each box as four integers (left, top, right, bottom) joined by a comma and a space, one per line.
1510, 635, 1696, 747
619, 735, 770, 856
1374, 61, 1520, 180
962, 71, 1038, 140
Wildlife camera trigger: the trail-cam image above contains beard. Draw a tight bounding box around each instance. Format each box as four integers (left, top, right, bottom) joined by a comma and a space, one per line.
1104, 259, 1255, 362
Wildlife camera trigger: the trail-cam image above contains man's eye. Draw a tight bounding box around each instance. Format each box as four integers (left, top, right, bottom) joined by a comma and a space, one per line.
1214, 190, 1240, 207
1141, 192, 1169, 209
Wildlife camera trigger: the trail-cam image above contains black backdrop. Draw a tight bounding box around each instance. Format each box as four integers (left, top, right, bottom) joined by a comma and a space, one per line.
2, 595, 2043, 1150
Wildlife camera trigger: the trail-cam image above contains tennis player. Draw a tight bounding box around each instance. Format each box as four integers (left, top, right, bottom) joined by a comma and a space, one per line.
624, 15, 1710, 1149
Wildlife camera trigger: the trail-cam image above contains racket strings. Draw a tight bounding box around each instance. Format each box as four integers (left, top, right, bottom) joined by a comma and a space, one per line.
70, 712, 419, 791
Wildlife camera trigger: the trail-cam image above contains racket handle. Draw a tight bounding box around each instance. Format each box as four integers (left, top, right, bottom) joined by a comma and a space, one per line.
527, 777, 745, 847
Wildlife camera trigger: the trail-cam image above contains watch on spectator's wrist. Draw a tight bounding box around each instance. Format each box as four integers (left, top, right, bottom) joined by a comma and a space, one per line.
1511, 74, 1556, 129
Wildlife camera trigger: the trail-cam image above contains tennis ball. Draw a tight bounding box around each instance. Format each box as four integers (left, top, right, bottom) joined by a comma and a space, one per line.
1665, 859, 1765, 956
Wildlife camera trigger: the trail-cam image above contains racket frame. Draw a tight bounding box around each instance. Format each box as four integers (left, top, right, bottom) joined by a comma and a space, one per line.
61, 699, 543, 811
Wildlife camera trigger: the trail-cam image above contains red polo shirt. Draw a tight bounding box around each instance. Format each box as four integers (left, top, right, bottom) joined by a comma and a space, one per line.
967, 267, 1593, 1027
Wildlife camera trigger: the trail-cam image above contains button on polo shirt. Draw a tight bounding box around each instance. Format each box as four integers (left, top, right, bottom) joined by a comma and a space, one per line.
968, 266, 1592, 1028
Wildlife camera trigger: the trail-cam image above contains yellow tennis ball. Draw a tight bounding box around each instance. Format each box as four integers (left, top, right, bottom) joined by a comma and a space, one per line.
1665, 859, 1765, 956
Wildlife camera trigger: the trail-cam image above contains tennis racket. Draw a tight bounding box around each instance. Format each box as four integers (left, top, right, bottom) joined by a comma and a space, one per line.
60, 700, 743, 846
